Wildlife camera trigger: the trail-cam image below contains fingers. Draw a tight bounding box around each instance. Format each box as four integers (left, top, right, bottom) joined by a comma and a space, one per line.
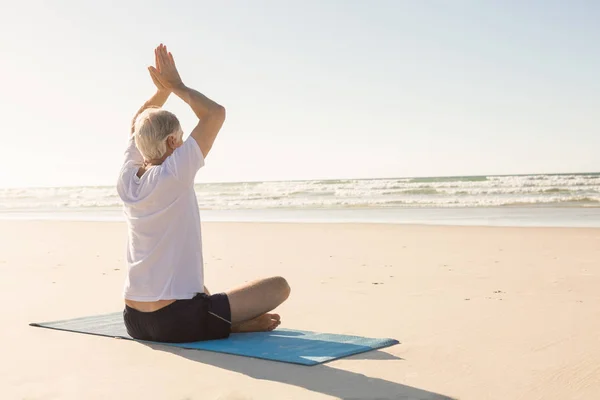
149, 66, 167, 90
148, 66, 161, 81
148, 66, 160, 83
154, 48, 160, 72
155, 44, 163, 69
155, 43, 175, 69
161, 44, 169, 66
158, 44, 166, 68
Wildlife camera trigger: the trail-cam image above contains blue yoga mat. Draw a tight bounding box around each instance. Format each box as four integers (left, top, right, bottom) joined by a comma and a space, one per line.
30, 312, 399, 366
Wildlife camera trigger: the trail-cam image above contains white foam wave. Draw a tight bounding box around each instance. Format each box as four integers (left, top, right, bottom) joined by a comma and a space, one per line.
0, 174, 598, 211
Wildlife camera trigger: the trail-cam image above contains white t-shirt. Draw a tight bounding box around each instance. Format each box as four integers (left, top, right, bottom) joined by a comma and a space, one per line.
117, 135, 205, 301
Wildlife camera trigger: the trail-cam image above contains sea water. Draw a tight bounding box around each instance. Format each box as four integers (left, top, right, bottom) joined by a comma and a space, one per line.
1, 173, 599, 227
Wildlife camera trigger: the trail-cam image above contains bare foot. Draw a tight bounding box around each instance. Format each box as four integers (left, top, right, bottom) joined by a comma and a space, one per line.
232, 313, 281, 333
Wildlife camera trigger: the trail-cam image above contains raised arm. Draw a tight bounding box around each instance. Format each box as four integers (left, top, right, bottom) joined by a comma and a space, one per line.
130, 91, 169, 136
130, 47, 171, 135
149, 44, 226, 157
172, 85, 226, 157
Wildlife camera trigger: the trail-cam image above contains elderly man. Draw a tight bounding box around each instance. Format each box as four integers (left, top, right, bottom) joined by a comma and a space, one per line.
117, 44, 290, 343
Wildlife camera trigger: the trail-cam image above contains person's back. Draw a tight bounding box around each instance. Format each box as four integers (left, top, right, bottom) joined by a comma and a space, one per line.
118, 121, 205, 302
117, 43, 290, 344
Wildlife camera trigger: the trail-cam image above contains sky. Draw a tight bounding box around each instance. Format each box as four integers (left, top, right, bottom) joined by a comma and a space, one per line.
1, 0, 599, 188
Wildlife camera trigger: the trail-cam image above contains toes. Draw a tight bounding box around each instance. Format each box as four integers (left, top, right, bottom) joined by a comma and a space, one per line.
268, 320, 281, 331
269, 313, 281, 321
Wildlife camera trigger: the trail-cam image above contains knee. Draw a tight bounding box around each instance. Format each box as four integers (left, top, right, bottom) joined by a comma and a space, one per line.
273, 276, 291, 300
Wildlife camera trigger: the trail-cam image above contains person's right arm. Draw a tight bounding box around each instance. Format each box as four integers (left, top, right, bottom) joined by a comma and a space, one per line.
172, 85, 226, 158
150, 44, 226, 158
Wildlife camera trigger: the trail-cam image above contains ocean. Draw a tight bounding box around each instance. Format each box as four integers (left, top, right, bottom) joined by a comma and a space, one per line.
1, 173, 600, 227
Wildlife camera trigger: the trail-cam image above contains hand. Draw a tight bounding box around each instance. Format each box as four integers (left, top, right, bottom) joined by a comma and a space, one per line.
148, 44, 184, 91
149, 47, 168, 92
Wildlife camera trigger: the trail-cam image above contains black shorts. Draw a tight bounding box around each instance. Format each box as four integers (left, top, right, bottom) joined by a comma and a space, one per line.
123, 292, 231, 343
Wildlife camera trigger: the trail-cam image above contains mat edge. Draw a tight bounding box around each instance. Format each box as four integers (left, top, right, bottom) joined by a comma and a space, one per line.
29, 318, 400, 367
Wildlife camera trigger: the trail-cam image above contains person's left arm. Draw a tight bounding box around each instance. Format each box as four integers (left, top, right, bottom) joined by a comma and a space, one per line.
129, 90, 170, 135
130, 48, 172, 135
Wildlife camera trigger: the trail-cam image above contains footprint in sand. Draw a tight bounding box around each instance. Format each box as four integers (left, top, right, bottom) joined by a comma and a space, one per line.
486, 291, 505, 301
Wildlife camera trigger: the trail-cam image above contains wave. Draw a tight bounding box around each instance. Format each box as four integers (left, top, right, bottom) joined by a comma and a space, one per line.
542, 188, 572, 193
399, 188, 440, 195
285, 190, 337, 197
2, 174, 600, 211
3, 196, 599, 210
500, 197, 600, 207
310, 179, 355, 185
409, 176, 489, 183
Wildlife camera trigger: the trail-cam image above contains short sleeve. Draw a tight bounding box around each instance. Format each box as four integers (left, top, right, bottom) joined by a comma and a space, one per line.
163, 136, 205, 184
124, 136, 144, 166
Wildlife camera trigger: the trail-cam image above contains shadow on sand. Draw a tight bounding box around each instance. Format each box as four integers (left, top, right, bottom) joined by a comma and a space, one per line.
146, 343, 455, 400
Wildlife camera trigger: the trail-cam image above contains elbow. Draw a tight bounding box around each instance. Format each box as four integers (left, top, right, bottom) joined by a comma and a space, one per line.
211, 104, 226, 121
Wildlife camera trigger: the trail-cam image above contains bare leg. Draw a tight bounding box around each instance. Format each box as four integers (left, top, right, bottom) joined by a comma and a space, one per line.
226, 276, 290, 332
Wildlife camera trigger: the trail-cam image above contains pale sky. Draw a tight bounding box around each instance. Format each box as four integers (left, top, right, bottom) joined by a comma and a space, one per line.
1, 1, 598, 188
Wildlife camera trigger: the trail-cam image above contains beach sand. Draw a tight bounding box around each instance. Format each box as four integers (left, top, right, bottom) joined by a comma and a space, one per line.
1, 220, 599, 399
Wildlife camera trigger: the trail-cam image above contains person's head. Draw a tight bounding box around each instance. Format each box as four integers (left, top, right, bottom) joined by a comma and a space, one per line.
134, 107, 183, 163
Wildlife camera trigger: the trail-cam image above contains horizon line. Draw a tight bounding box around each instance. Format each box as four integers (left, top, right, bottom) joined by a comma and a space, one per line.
1, 171, 598, 191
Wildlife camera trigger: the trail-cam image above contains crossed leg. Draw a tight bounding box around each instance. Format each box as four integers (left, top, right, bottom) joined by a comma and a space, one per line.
225, 276, 291, 333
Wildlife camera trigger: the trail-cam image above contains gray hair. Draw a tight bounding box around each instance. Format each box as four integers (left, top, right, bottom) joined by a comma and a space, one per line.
134, 108, 183, 160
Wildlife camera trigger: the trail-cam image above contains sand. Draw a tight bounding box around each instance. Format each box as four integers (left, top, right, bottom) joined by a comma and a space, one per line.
1, 220, 599, 399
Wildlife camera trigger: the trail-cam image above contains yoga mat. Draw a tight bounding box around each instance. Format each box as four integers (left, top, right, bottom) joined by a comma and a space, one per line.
30, 312, 399, 366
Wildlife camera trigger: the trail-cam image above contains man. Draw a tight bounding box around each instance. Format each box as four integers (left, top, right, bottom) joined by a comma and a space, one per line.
117, 44, 290, 343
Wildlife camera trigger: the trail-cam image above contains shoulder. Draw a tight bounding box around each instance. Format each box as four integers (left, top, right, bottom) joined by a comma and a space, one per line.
161, 136, 205, 184
175, 136, 204, 160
